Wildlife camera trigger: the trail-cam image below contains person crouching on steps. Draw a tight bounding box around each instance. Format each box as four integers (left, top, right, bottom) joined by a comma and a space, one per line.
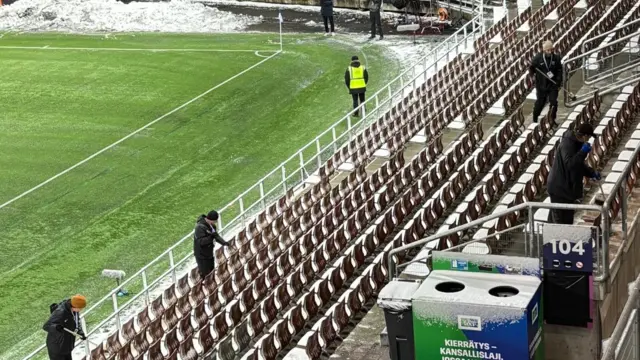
43, 295, 87, 360
194, 210, 230, 278
345, 55, 369, 116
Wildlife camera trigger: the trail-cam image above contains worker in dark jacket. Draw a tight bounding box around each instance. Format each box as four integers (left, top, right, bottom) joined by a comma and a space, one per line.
43, 295, 87, 360
344, 55, 369, 116
530, 40, 563, 123
369, 0, 383, 40
547, 124, 601, 224
320, 0, 335, 36
194, 210, 230, 277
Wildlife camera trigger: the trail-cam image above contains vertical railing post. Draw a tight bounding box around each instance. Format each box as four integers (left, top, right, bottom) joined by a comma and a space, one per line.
635, 308, 640, 360
299, 152, 305, 183
376, 94, 379, 108
332, 127, 337, 153
622, 187, 628, 243
112, 293, 121, 330
142, 270, 150, 306
527, 205, 535, 257
316, 139, 322, 169
218, 213, 224, 230
260, 181, 265, 209
347, 116, 352, 131
281, 166, 287, 192
239, 198, 246, 227
169, 250, 177, 284
82, 317, 90, 359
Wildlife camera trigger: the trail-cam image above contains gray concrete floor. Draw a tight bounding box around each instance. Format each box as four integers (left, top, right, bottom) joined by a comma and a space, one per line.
328, 305, 391, 360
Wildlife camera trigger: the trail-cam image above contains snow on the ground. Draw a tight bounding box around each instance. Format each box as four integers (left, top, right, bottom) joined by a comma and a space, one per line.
1, 3, 472, 358
0, 0, 262, 32
195, 0, 402, 20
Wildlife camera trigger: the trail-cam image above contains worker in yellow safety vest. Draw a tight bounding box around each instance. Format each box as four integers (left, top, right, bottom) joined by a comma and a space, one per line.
344, 55, 369, 117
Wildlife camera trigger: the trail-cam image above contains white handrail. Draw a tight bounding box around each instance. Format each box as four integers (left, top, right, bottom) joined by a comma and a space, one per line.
22, 17, 485, 360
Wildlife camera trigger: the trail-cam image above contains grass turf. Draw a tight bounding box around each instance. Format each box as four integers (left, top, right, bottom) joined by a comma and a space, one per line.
0, 32, 400, 359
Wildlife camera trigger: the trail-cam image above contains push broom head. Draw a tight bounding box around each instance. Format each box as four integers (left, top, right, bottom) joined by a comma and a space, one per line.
102, 269, 126, 280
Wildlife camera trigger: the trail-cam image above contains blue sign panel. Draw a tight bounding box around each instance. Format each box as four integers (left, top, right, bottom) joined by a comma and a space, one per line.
542, 224, 594, 273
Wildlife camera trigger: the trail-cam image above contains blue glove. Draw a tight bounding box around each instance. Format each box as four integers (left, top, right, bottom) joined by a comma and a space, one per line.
592, 172, 601, 181
581, 142, 592, 153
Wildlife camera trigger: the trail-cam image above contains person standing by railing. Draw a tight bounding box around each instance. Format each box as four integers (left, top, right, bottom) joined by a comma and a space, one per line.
547, 123, 601, 224
320, 0, 335, 36
193, 210, 230, 277
43, 295, 87, 360
345, 55, 369, 117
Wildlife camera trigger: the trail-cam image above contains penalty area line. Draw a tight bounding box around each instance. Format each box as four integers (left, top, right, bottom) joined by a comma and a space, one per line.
0, 45, 280, 53
0, 50, 282, 211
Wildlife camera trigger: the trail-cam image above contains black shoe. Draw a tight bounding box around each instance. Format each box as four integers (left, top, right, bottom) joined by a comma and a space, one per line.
379, 35, 384, 40
532, 118, 538, 123
368, 35, 375, 40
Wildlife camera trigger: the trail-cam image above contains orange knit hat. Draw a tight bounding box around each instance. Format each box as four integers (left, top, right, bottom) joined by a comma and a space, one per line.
70, 295, 87, 309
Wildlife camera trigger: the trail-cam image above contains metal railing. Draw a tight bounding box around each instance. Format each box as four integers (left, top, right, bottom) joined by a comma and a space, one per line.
21, 16, 486, 360
387, 201, 609, 280
601, 274, 640, 360
563, 21, 640, 106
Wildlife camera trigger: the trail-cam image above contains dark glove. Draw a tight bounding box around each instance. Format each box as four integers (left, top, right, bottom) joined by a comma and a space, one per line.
592, 172, 601, 181
55, 324, 64, 332
581, 143, 592, 153
79, 333, 87, 341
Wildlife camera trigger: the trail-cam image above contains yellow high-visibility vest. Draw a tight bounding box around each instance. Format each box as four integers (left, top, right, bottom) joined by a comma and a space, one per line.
349, 66, 366, 90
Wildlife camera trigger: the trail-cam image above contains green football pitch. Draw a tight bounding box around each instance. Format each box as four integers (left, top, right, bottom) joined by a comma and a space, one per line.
0, 32, 399, 359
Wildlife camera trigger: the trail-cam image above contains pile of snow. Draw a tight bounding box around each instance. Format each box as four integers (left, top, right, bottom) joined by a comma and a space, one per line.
0, 0, 262, 33
198, 0, 401, 20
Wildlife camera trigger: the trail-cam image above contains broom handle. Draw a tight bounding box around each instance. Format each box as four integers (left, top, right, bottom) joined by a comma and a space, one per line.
63, 328, 100, 347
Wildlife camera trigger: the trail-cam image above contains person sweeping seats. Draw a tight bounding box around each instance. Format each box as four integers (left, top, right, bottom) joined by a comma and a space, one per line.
344, 55, 369, 116
43, 295, 87, 360
547, 123, 601, 224
193, 210, 230, 277
530, 40, 563, 124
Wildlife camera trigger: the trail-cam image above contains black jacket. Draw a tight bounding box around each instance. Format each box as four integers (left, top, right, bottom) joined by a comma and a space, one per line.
320, 0, 333, 17
547, 130, 596, 201
43, 300, 81, 355
344, 61, 369, 94
193, 215, 228, 260
369, 0, 382, 11
529, 52, 563, 90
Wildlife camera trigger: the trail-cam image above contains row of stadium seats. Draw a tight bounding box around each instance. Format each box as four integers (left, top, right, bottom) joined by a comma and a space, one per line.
79, 0, 598, 358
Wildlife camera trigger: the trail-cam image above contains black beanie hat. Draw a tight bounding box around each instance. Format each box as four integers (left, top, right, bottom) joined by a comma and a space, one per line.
206, 210, 219, 221
351, 55, 359, 61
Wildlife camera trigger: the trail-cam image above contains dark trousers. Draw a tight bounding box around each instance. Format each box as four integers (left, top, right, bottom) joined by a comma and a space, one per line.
549, 196, 575, 225
48, 352, 72, 360
351, 92, 366, 115
196, 258, 215, 278
370, 11, 382, 37
323, 16, 334, 32
533, 87, 558, 123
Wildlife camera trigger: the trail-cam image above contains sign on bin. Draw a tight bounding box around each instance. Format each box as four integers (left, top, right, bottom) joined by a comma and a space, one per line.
542, 224, 594, 273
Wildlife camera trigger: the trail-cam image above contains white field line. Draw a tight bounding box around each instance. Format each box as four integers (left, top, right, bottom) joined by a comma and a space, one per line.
0, 45, 280, 52
0, 50, 281, 211
254, 50, 271, 58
